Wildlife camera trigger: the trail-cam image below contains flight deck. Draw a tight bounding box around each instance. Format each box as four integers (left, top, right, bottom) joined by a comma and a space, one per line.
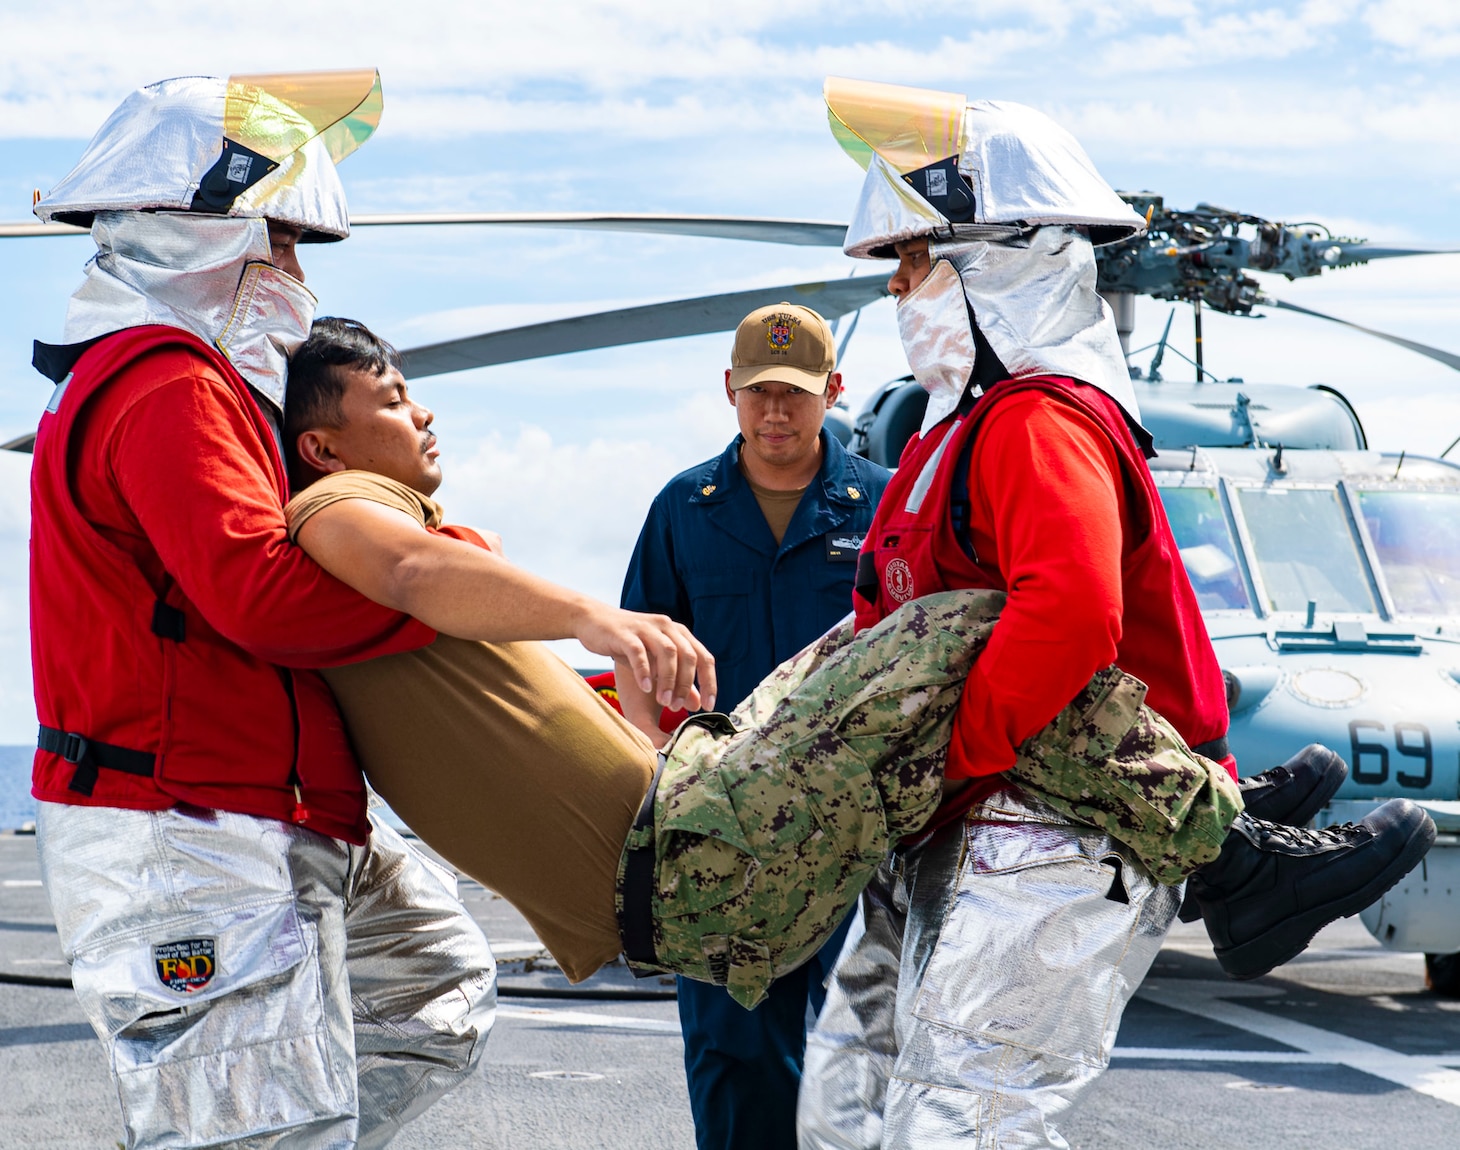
4, 830, 1460, 1149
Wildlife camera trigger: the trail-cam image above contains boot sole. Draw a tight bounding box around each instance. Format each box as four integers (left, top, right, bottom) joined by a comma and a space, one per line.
1213, 814, 1438, 980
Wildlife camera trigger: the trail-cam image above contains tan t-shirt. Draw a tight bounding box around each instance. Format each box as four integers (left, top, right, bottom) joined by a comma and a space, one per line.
285, 471, 656, 982
743, 473, 809, 547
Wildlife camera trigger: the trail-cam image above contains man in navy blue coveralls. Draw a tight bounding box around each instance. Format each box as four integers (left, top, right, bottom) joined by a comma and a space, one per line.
622, 303, 890, 1150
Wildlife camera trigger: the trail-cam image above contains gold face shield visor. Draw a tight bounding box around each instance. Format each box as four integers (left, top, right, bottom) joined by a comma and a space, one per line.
824, 76, 965, 176
194, 69, 383, 224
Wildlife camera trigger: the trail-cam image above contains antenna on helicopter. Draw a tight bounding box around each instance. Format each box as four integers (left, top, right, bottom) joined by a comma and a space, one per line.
1126, 306, 1222, 384
1148, 309, 1176, 382
1193, 297, 1204, 383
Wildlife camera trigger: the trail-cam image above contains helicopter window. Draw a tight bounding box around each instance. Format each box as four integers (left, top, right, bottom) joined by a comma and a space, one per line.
1357, 491, 1460, 616
1157, 487, 1250, 610
1236, 488, 1376, 615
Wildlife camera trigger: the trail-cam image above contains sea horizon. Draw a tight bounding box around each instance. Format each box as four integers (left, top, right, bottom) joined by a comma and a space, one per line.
0, 745, 34, 830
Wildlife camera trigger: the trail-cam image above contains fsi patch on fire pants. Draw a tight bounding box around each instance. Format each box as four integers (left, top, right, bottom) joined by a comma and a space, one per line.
798, 790, 1181, 1150
37, 802, 497, 1150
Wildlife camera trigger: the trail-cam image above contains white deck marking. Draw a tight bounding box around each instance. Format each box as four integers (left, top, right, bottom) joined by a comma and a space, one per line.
1113, 1047, 1328, 1063
2, 880, 41, 887
498, 1006, 680, 1035
1139, 979, 1460, 1107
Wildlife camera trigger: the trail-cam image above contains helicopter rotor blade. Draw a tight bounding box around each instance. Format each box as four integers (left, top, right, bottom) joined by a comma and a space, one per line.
0, 212, 850, 246
1261, 296, 1460, 372
1297, 239, 1460, 272
351, 212, 848, 247
0, 221, 87, 237
399, 273, 890, 379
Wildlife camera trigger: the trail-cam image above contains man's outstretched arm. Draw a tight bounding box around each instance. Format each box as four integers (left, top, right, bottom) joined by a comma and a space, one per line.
295, 495, 717, 713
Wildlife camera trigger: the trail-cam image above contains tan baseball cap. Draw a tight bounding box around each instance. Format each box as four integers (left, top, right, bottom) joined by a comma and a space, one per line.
727, 303, 836, 393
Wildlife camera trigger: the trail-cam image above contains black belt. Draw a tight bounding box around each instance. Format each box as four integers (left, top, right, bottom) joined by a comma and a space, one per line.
619, 753, 667, 970
618, 713, 737, 972
38, 725, 156, 798
1193, 735, 1230, 762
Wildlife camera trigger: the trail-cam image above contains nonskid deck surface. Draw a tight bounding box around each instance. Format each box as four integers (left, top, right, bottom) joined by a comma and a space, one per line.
4, 833, 1460, 1149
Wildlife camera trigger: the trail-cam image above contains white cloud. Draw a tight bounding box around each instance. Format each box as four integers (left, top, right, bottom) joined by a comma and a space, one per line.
434, 390, 735, 607
1364, 0, 1460, 58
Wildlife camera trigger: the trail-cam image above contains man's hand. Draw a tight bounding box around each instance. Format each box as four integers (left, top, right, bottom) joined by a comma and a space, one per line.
575, 605, 716, 713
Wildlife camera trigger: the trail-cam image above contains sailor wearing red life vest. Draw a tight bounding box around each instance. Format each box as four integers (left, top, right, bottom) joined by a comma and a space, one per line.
27, 73, 497, 1148
799, 78, 1432, 1150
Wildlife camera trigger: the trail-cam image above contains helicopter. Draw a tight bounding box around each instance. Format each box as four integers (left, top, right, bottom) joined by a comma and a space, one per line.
7, 193, 1460, 993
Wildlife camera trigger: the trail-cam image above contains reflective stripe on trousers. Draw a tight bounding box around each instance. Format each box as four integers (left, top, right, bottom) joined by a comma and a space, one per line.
798, 790, 1181, 1150
37, 802, 497, 1150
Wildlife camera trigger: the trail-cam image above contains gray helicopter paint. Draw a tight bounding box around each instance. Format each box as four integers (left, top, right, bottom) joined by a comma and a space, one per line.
1150, 444, 1460, 955
1142, 381, 1366, 452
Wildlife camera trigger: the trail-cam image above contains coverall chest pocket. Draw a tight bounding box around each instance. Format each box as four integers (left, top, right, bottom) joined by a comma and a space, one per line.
684, 569, 756, 664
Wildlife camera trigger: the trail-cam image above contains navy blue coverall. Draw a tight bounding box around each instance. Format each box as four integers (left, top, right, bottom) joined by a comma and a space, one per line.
622, 430, 890, 1150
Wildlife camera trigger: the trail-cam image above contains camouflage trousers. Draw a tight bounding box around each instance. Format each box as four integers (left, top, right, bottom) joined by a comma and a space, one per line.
615, 588, 1241, 1008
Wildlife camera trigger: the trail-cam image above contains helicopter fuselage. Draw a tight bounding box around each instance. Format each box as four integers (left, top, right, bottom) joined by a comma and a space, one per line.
1152, 441, 1460, 955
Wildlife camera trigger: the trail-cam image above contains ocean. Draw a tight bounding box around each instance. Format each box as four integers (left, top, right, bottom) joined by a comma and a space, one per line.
0, 745, 34, 830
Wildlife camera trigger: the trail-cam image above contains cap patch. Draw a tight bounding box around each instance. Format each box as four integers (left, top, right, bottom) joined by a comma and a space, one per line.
765, 313, 800, 354
155, 938, 216, 993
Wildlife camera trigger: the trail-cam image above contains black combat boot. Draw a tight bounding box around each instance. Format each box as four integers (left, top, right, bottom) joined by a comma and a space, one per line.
1186, 799, 1436, 980
1239, 744, 1349, 826
1178, 744, 1350, 922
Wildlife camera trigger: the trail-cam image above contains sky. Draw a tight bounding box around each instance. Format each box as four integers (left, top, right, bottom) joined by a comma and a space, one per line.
0, 0, 1457, 740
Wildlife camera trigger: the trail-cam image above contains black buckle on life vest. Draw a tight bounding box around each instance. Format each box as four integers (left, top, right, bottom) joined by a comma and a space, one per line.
61, 731, 88, 766
38, 724, 157, 797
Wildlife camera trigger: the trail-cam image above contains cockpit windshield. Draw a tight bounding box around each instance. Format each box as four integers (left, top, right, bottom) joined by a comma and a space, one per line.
1158, 487, 1250, 610
1358, 491, 1460, 616
1236, 488, 1376, 614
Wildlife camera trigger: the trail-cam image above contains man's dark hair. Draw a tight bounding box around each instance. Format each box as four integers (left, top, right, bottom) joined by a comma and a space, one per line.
284, 316, 401, 488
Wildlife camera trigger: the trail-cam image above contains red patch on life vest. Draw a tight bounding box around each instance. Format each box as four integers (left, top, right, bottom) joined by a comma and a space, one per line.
154, 938, 216, 993
885, 557, 915, 603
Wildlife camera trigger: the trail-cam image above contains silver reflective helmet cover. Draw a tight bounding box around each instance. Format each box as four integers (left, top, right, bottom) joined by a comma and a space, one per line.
35, 70, 380, 410
827, 77, 1144, 259
35, 71, 383, 241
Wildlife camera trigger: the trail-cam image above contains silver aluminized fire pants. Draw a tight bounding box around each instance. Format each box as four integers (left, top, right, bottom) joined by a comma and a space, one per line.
798, 789, 1181, 1150
37, 801, 497, 1149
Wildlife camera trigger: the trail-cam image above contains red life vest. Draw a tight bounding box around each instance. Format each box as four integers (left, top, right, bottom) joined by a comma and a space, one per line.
854, 375, 1229, 758
31, 327, 376, 842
